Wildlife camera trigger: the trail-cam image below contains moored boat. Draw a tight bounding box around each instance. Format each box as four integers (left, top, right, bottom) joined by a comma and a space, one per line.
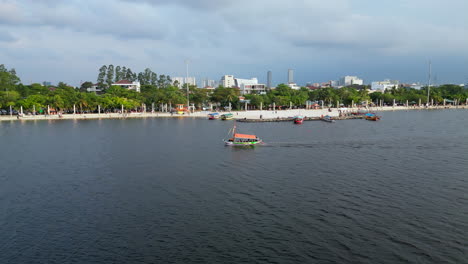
293, 115, 304, 124
321, 115, 335, 123
221, 113, 234, 120
365, 113, 380, 121
208, 112, 219, 120
224, 123, 262, 146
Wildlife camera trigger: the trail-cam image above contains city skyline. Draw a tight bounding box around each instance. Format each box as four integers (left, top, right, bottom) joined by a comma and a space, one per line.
0, 0, 467, 86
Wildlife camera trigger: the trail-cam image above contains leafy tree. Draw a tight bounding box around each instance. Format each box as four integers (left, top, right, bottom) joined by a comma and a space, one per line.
97, 65, 107, 84
115, 66, 122, 82
80, 81, 94, 92
0, 64, 21, 91
106, 65, 114, 86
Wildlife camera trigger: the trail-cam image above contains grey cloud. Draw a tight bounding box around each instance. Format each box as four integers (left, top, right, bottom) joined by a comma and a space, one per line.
0, 30, 16, 42
119, 0, 236, 9
0, 0, 168, 41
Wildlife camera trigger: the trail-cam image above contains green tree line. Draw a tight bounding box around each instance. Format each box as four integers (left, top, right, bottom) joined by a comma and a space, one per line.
1, 64, 467, 113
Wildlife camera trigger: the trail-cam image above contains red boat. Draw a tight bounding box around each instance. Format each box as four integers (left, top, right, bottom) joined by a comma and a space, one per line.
293, 116, 304, 124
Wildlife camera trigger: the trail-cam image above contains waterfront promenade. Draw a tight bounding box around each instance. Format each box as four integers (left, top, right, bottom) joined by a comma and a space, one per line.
0, 105, 466, 122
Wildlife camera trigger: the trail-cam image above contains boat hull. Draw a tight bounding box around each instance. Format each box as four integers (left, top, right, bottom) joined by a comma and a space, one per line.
365, 116, 380, 121
224, 140, 262, 146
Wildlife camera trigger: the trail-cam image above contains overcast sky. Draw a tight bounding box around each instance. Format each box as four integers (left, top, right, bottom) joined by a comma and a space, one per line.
1, 0, 467, 86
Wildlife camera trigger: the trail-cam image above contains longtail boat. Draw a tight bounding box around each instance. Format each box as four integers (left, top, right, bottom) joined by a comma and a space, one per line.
221, 113, 234, 120
224, 123, 262, 146
208, 113, 219, 120
293, 116, 304, 124
365, 113, 381, 121
321, 115, 335, 123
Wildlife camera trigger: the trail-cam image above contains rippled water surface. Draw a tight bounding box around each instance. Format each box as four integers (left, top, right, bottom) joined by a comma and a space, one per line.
1, 110, 467, 263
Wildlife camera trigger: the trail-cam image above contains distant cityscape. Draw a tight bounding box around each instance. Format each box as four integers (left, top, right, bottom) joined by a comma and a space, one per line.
164, 68, 460, 96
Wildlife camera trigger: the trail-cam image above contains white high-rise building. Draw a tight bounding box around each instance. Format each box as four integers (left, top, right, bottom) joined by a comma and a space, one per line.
340, 76, 363, 86
173, 77, 196, 88
220, 75, 235, 88
288, 69, 294, 83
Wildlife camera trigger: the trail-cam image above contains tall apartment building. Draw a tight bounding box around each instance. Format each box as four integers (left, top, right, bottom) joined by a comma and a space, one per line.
220, 75, 235, 88
288, 69, 294, 83
267, 71, 272, 88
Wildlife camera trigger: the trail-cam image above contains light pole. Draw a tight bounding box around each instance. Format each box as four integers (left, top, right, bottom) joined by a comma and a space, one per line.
185, 59, 190, 111
427, 60, 431, 106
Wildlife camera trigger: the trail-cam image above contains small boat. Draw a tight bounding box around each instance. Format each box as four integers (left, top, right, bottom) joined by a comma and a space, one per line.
293, 115, 304, 124
224, 123, 262, 146
321, 115, 335, 123
365, 113, 380, 121
221, 113, 234, 120
208, 113, 220, 120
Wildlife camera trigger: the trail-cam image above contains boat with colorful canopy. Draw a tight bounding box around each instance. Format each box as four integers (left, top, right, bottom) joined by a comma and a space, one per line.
224, 123, 262, 146
221, 113, 234, 120
208, 113, 220, 120
365, 113, 381, 121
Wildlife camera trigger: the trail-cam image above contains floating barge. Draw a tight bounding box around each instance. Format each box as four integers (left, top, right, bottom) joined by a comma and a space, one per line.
236, 115, 364, 122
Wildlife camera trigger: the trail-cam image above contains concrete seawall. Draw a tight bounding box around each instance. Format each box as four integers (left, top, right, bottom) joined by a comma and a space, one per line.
1, 105, 466, 122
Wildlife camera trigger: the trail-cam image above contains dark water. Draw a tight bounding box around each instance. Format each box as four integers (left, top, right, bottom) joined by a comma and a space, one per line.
1, 110, 467, 263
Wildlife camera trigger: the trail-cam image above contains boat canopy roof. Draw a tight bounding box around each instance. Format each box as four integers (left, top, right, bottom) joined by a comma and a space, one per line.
222, 113, 233, 116
209, 112, 219, 115
234, 133, 257, 139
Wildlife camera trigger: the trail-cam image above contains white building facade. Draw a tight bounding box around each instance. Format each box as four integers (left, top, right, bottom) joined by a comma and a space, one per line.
371, 80, 399, 91
235, 78, 267, 94
287, 83, 302, 90
220, 75, 235, 88
112, 80, 141, 92
340, 76, 364, 86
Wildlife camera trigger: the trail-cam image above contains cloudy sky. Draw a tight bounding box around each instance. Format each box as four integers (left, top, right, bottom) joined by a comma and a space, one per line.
1, 0, 467, 86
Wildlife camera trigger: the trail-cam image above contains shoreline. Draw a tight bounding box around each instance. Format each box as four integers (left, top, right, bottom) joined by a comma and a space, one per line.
0, 105, 466, 122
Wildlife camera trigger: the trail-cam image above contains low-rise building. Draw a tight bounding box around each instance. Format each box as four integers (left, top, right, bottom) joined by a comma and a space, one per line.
340, 76, 363, 86
87, 83, 103, 93
371, 79, 399, 92
288, 83, 301, 90
112, 80, 141, 92
236, 78, 267, 94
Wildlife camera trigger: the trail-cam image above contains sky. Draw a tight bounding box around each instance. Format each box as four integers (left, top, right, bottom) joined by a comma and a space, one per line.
0, 0, 467, 86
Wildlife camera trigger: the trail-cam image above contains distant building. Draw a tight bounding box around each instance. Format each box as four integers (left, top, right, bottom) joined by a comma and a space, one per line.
288, 69, 294, 83
112, 80, 141, 92
267, 71, 272, 88
330, 80, 339, 87
173, 77, 196, 88
371, 79, 399, 91
340, 76, 363, 86
235, 78, 267, 95
201, 79, 216, 88
87, 83, 103, 93
220, 75, 235, 88
287, 83, 301, 90
406, 83, 423, 90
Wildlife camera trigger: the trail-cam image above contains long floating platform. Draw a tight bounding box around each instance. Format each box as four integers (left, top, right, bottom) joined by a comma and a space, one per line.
236, 115, 364, 122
